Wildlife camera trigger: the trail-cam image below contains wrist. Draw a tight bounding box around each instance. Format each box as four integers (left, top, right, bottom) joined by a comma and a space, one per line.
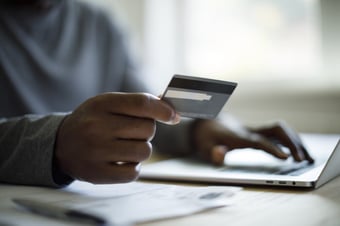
53, 114, 74, 186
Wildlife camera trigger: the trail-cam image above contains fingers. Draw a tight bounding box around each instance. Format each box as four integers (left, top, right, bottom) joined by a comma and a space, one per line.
96, 93, 181, 125
104, 114, 156, 141
252, 121, 314, 163
240, 133, 289, 160
78, 162, 142, 184
56, 92, 182, 185
75, 139, 151, 184
57, 136, 152, 184
277, 122, 314, 163
191, 119, 312, 166
104, 140, 152, 163
300, 145, 314, 163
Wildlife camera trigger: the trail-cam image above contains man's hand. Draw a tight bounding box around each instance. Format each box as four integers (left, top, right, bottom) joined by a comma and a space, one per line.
191, 116, 314, 165
55, 93, 180, 184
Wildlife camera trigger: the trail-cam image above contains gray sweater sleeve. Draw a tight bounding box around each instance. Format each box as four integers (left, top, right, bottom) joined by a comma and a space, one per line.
0, 114, 73, 187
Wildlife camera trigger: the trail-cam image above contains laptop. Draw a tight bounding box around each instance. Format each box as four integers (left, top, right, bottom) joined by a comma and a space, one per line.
141, 134, 340, 188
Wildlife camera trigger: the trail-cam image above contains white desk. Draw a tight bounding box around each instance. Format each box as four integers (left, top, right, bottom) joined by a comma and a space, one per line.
0, 176, 339, 226
139, 176, 340, 226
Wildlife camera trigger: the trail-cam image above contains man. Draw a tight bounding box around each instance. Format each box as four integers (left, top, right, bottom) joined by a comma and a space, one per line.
0, 0, 313, 187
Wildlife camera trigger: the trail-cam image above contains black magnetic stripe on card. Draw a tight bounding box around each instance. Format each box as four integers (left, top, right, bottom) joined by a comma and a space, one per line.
169, 77, 237, 94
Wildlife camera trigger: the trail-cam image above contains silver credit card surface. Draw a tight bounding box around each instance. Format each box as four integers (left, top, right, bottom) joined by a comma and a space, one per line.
162, 75, 237, 119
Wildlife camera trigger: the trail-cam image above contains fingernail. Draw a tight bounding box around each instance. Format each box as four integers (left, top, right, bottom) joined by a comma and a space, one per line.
168, 112, 181, 125
162, 112, 181, 125
173, 113, 181, 124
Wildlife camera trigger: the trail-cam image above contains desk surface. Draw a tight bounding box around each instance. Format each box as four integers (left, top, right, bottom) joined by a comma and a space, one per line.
0, 170, 340, 226
139, 176, 340, 226
0, 176, 339, 226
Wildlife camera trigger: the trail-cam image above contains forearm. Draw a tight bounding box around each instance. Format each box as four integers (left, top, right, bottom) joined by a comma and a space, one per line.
0, 114, 73, 187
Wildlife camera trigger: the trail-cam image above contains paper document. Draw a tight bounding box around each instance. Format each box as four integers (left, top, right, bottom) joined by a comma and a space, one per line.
0, 181, 240, 226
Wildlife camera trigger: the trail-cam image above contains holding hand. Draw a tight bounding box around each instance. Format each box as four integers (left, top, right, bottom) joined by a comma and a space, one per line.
191, 116, 314, 165
55, 93, 180, 184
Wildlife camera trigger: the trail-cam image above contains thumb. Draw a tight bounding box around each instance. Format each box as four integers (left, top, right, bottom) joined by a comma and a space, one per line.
210, 145, 229, 166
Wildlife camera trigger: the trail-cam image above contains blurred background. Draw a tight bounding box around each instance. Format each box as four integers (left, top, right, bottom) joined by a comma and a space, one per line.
81, 0, 340, 133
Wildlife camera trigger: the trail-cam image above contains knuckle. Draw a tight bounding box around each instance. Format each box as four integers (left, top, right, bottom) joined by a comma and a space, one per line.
78, 115, 96, 131
145, 120, 156, 140
135, 93, 152, 110
83, 94, 104, 110
139, 142, 152, 160
126, 118, 156, 140
271, 123, 281, 131
129, 141, 152, 162
248, 134, 265, 149
273, 120, 286, 130
80, 118, 101, 143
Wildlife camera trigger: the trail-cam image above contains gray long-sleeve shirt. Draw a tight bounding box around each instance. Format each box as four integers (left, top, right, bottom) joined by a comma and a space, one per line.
0, 0, 192, 187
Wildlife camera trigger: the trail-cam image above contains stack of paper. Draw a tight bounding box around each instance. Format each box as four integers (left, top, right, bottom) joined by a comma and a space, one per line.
0, 181, 240, 225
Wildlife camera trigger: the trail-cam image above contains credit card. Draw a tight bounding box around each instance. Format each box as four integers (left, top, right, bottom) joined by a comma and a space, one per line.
162, 75, 237, 119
